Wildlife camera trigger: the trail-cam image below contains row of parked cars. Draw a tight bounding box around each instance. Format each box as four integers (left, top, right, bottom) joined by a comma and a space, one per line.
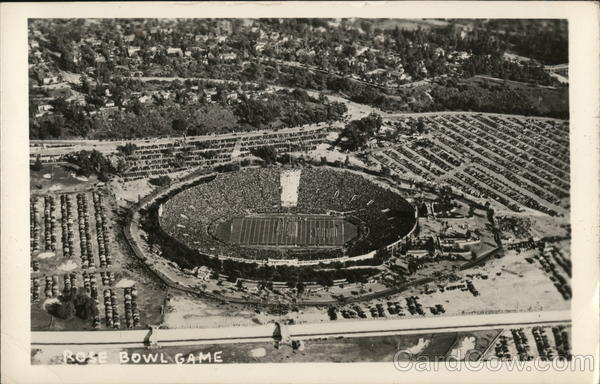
92, 192, 113, 268
494, 327, 571, 361
43, 196, 57, 251
76, 193, 95, 269
60, 194, 76, 259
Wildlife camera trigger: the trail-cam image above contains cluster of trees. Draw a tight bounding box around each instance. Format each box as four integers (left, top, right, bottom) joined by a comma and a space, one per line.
29, 108, 95, 140
513, 30, 568, 66
186, 104, 240, 136
219, 259, 376, 287
116, 142, 138, 156
30, 86, 347, 140
335, 113, 383, 151
279, 90, 347, 126
31, 155, 44, 172
272, 68, 410, 112
149, 175, 171, 187
64, 150, 122, 181
235, 98, 281, 128
234, 89, 348, 129
250, 146, 278, 164
429, 80, 569, 118
484, 19, 568, 65
462, 55, 556, 86
47, 288, 99, 321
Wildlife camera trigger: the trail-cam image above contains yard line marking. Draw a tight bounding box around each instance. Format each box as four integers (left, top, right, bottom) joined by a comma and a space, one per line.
250, 219, 257, 245
260, 218, 267, 245
240, 218, 247, 245
254, 219, 262, 245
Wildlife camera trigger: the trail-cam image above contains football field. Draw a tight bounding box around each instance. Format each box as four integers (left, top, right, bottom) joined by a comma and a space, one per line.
229, 215, 357, 247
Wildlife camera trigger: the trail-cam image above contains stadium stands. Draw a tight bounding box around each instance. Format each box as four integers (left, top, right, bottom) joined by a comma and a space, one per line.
159, 167, 416, 263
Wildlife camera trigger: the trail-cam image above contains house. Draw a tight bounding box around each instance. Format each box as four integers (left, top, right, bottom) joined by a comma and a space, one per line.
47, 87, 71, 98
449, 50, 471, 62
406, 249, 429, 258
42, 76, 59, 85
195, 266, 211, 281
366, 138, 378, 149
37, 104, 54, 113
202, 88, 218, 102
225, 92, 238, 102
138, 95, 151, 104
356, 46, 369, 56
255, 41, 267, 52
99, 106, 119, 115
84, 37, 101, 47
70, 95, 87, 106
219, 52, 237, 61
167, 47, 183, 57
158, 90, 172, 100
127, 46, 141, 56
186, 93, 199, 103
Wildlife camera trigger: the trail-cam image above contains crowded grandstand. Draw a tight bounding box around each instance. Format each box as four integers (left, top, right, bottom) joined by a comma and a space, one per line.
157, 167, 417, 266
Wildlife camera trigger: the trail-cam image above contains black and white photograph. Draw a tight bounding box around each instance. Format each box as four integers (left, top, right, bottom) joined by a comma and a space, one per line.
1, 2, 598, 383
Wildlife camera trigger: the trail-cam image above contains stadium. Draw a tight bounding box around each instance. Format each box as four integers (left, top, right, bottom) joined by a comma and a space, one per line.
156, 167, 418, 267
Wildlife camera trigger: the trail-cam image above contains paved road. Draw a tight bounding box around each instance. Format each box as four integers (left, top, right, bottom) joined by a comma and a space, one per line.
30, 123, 328, 158
288, 309, 570, 340
31, 310, 570, 349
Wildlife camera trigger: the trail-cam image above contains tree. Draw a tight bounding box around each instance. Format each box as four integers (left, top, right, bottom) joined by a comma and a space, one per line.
31, 155, 43, 172
250, 145, 278, 165
115, 158, 128, 175
80, 76, 92, 96
64, 149, 116, 179
49, 300, 75, 320
149, 175, 171, 187
172, 118, 187, 133
235, 99, 280, 128
468, 205, 475, 216
336, 113, 383, 151
381, 165, 391, 176
116, 142, 138, 156
487, 208, 495, 224
73, 293, 99, 320
416, 118, 425, 134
